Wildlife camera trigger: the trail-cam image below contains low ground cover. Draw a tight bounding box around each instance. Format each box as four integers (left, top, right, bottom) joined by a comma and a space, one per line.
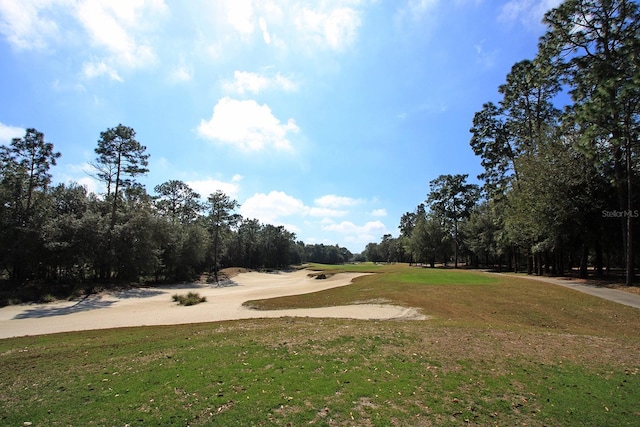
1, 264, 639, 426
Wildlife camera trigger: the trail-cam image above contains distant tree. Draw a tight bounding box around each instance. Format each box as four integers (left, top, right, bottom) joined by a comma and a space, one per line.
427, 174, 480, 268
205, 190, 240, 281
0, 128, 60, 282
364, 242, 382, 263
91, 125, 149, 279
92, 124, 149, 230
154, 180, 202, 225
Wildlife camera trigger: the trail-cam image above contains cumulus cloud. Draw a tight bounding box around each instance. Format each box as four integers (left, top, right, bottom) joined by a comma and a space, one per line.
240, 191, 306, 223
371, 208, 387, 217
223, 71, 297, 95
186, 175, 242, 199
323, 220, 388, 248
75, 0, 167, 70
240, 191, 355, 225
225, 0, 255, 36
314, 195, 361, 208
0, 122, 25, 144
323, 220, 386, 235
308, 207, 348, 218
197, 97, 299, 151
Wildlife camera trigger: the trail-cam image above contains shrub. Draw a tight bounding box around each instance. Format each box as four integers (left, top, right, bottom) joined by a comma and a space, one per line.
172, 292, 206, 306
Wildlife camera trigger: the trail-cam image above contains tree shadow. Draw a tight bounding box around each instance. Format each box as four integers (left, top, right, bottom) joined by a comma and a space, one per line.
13, 296, 117, 319
212, 278, 238, 288
110, 289, 165, 299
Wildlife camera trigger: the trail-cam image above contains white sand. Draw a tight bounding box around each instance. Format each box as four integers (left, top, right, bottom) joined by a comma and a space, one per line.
0, 270, 426, 339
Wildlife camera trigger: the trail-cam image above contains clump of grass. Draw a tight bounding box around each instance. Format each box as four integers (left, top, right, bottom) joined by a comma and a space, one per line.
172, 292, 206, 306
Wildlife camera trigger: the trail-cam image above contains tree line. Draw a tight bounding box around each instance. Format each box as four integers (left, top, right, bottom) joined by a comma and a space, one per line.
366, 0, 640, 284
0, 124, 353, 294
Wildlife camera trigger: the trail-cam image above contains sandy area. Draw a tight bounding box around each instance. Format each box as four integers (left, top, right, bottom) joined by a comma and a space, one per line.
0, 270, 426, 339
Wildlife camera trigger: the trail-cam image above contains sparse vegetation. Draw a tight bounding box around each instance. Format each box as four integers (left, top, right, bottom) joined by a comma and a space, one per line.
172, 292, 206, 306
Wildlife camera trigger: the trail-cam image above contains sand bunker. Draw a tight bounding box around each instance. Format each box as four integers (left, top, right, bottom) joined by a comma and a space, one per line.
0, 270, 426, 339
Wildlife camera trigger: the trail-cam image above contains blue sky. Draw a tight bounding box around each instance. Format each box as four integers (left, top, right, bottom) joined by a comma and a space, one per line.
0, 0, 562, 253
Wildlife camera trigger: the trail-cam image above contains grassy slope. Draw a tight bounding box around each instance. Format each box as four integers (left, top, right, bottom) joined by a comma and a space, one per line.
1, 264, 639, 426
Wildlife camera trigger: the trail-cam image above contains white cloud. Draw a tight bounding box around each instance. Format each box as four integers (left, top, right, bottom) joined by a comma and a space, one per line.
56, 162, 104, 195
371, 208, 387, 217
314, 195, 361, 208
294, 5, 361, 51
223, 71, 297, 95
240, 191, 354, 225
198, 97, 299, 151
323, 220, 388, 249
0, 0, 62, 50
74, 0, 167, 70
82, 60, 123, 81
225, 0, 255, 36
498, 0, 563, 28
171, 65, 192, 82
186, 176, 241, 200
323, 220, 386, 235
308, 207, 348, 218
0, 122, 25, 144
258, 16, 270, 44
240, 191, 306, 223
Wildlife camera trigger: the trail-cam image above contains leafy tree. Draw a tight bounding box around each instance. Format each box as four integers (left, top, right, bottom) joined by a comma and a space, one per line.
462, 200, 503, 268
154, 180, 202, 225
92, 124, 149, 230
91, 125, 149, 279
205, 190, 240, 280
0, 128, 60, 282
540, 0, 640, 284
470, 58, 560, 197
427, 174, 480, 268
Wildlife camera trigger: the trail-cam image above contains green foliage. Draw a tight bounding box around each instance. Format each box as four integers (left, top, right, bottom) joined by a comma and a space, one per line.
0, 125, 318, 293
463, 0, 640, 276
172, 292, 207, 306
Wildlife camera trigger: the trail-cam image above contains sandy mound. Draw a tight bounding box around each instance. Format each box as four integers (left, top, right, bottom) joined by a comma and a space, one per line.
0, 270, 426, 339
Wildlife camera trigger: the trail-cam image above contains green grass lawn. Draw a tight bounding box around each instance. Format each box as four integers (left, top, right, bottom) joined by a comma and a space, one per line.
1, 264, 639, 426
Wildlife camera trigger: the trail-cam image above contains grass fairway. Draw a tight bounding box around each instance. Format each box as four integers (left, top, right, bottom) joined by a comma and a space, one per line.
1, 265, 639, 426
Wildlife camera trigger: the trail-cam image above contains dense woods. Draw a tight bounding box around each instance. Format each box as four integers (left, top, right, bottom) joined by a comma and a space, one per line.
371, 0, 640, 284
0, 125, 352, 296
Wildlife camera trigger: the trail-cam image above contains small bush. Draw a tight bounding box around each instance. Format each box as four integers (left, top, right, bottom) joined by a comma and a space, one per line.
40, 294, 57, 303
172, 292, 206, 306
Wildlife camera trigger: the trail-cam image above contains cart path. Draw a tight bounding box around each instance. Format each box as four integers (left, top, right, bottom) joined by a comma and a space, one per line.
498, 273, 640, 309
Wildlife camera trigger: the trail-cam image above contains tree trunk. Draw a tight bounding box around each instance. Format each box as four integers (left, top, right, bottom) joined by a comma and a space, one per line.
579, 243, 588, 279
625, 137, 634, 285
595, 239, 604, 278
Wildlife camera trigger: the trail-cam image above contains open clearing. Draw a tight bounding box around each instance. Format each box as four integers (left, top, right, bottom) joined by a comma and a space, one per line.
1, 264, 639, 426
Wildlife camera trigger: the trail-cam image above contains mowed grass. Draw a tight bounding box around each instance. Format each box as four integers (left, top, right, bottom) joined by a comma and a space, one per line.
1, 264, 639, 426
